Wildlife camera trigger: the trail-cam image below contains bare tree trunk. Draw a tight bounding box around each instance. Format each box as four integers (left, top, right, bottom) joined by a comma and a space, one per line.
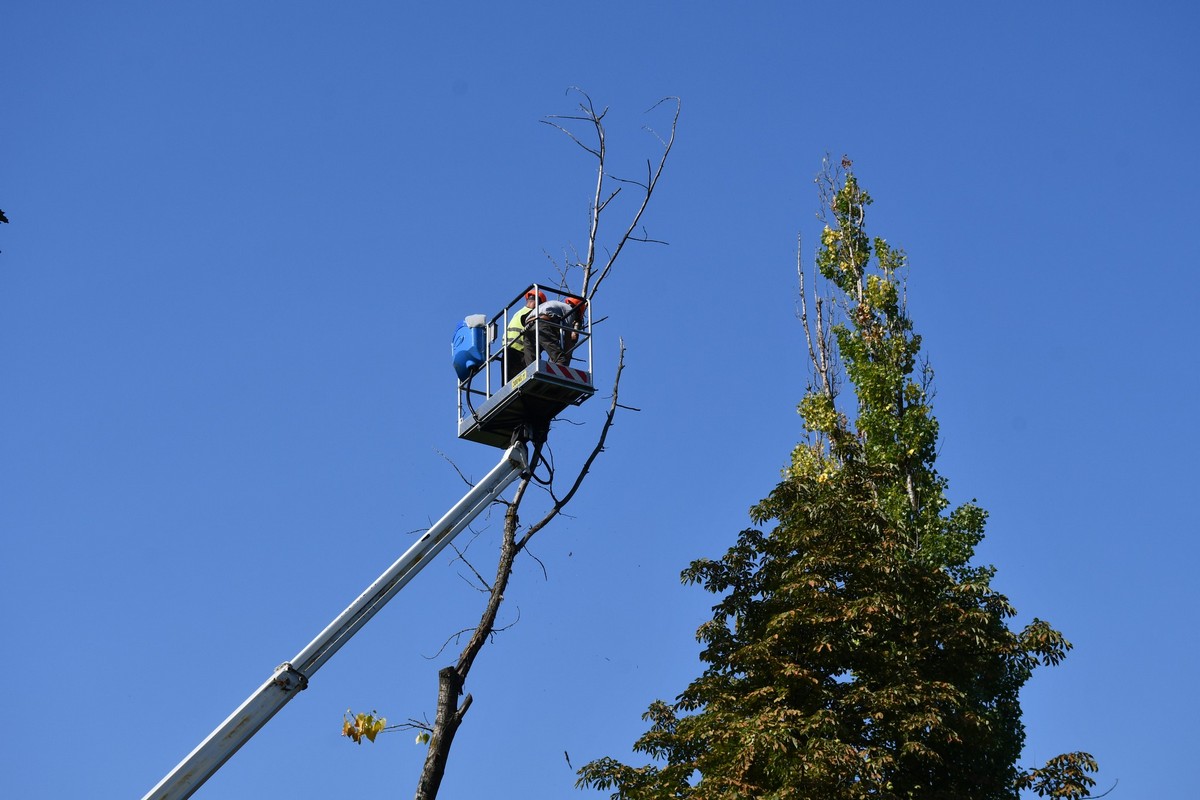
413, 487, 527, 800
412, 667, 468, 800
412, 345, 627, 799
391, 92, 675, 800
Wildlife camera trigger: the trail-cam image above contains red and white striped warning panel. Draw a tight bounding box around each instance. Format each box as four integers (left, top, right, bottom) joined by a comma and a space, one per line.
542, 362, 591, 384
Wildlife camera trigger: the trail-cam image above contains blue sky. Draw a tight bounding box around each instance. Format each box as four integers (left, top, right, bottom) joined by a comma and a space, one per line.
3, 2, 1197, 797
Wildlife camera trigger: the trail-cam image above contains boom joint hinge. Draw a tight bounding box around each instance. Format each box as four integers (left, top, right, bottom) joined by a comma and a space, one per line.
273, 662, 309, 693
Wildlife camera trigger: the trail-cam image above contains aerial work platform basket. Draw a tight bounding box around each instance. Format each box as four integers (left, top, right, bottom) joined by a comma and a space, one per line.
454, 285, 595, 448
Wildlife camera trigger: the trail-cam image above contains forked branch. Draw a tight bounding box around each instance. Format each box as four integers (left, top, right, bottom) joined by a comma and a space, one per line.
543, 89, 680, 300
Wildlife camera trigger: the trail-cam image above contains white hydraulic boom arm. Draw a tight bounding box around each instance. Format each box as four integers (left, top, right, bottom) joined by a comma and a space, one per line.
143, 442, 529, 800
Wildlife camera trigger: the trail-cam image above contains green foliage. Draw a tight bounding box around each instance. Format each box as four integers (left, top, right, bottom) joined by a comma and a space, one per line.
577, 161, 1095, 799
1016, 752, 1099, 799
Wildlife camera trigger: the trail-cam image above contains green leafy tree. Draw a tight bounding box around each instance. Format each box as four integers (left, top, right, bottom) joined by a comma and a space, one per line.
578, 159, 1096, 800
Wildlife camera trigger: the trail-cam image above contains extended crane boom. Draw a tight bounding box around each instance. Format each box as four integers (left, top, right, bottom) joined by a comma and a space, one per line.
143, 442, 529, 800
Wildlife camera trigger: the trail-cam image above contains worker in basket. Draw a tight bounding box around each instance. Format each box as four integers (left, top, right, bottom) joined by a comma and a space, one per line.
523, 295, 586, 367
505, 287, 546, 380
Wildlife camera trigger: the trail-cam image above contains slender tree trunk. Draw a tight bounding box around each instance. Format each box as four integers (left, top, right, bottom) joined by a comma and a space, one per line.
413, 481, 528, 800
413, 667, 469, 800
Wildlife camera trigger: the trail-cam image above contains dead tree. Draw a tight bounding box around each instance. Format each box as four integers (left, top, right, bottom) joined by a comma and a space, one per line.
378, 91, 678, 800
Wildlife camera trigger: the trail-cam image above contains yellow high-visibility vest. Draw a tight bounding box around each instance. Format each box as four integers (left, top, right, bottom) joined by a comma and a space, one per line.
506, 308, 529, 352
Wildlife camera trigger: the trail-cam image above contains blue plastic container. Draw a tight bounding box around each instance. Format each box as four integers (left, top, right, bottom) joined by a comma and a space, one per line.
452, 316, 487, 381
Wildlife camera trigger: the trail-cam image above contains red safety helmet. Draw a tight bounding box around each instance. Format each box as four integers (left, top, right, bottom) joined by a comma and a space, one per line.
565, 296, 586, 309
525, 289, 547, 303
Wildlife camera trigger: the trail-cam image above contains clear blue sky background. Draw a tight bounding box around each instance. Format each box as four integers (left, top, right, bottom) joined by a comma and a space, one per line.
3, 3, 1196, 797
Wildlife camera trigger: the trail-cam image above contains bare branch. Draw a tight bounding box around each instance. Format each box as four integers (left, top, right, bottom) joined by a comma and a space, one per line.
435, 449, 475, 489
539, 119, 600, 159
627, 229, 670, 246
543, 92, 679, 302
424, 627, 474, 660
524, 545, 549, 581
448, 542, 492, 593
517, 341, 626, 550
541, 89, 606, 158
380, 715, 434, 735
589, 98, 679, 299
424, 606, 522, 661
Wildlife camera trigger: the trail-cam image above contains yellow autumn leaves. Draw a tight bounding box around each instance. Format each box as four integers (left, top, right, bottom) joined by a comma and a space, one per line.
342, 710, 434, 747
342, 710, 387, 745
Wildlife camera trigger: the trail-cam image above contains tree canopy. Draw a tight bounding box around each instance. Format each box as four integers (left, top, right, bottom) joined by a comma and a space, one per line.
578, 160, 1096, 800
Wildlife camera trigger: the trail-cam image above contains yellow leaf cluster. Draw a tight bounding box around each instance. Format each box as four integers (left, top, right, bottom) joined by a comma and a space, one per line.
341, 709, 387, 745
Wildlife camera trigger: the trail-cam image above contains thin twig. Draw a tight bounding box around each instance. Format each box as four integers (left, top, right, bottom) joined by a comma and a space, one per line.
449, 542, 492, 592
435, 449, 475, 488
